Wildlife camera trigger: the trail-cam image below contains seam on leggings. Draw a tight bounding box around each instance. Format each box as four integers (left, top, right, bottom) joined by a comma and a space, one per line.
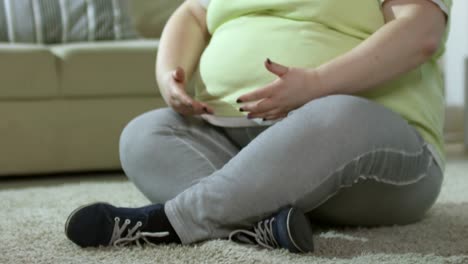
170, 130, 218, 171
353, 156, 432, 186
306, 143, 430, 197
314, 173, 429, 211
172, 126, 238, 157
306, 144, 433, 210
338, 143, 432, 186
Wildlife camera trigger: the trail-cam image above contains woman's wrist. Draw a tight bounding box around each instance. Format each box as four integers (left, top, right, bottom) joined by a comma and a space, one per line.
306, 68, 333, 100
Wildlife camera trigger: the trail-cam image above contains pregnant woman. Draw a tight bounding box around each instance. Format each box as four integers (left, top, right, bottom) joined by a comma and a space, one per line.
65, 0, 450, 253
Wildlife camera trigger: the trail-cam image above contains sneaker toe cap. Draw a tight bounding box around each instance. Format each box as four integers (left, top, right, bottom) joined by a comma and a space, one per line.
65, 203, 113, 247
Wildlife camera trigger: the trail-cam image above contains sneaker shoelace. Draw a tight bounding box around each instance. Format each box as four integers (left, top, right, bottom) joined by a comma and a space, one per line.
228, 217, 279, 250
109, 217, 170, 247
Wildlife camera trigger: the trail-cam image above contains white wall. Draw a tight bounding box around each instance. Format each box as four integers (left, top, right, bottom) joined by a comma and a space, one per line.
444, 0, 467, 107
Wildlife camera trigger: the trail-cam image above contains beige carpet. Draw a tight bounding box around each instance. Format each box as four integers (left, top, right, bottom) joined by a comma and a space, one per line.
1, 146, 468, 264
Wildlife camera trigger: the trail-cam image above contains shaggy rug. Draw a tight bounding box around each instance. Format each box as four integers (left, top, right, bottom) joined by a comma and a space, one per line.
1, 147, 468, 264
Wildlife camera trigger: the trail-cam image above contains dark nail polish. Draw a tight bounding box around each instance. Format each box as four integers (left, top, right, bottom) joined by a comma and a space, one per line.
203, 107, 209, 113
237, 99, 243, 103
263, 118, 267, 121
239, 108, 244, 112
266, 58, 272, 65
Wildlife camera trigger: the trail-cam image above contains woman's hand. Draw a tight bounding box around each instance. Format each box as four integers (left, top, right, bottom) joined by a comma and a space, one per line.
161, 67, 215, 116
237, 59, 325, 120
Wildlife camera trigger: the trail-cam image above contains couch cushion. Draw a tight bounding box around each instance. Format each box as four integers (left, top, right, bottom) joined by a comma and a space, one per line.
0, 0, 139, 44
130, 0, 183, 39
0, 96, 167, 175
0, 44, 59, 99
50, 40, 160, 97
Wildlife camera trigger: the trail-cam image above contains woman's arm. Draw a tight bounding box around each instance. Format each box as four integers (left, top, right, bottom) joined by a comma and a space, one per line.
156, 0, 209, 83
315, 0, 447, 96
238, 0, 447, 120
156, 0, 214, 115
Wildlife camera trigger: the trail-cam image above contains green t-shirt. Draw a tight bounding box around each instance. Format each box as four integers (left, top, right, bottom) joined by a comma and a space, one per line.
195, 0, 452, 169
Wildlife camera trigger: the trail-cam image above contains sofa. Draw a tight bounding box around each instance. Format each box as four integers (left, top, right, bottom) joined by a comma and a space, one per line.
0, 0, 184, 176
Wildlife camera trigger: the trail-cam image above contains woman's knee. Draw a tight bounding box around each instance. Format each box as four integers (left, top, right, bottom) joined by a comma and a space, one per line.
120, 108, 182, 143
120, 108, 182, 150
118, 108, 190, 203
119, 108, 181, 178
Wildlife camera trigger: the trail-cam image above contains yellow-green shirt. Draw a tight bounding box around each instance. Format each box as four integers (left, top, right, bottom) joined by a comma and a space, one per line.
195, 0, 452, 170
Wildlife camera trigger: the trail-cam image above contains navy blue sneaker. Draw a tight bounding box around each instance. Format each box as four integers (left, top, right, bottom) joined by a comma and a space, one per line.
65, 202, 181, 247
229, 207, 314, 253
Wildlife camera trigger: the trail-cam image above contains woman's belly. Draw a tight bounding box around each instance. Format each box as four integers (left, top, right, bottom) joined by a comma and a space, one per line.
197, 16, 367, 116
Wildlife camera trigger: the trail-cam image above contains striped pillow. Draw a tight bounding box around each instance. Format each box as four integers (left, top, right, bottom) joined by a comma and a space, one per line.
0, 0, 139, 44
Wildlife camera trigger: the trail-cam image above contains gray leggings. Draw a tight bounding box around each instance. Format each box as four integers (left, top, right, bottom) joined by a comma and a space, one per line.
119, 95, 443, 244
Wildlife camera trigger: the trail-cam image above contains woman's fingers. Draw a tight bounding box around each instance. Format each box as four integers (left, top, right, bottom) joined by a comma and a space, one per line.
245, 106, 287, 120
239, 98, 277, 115
263, 113, 288, 121
172, 67, 185, 83
237, 59, 290, 103
166, 67, 215, 116
265, 58, 289, 77
200, 103, 215, 115
170, 82, 214, 116
237, 83, 276, 104
169, 68, 193, 111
